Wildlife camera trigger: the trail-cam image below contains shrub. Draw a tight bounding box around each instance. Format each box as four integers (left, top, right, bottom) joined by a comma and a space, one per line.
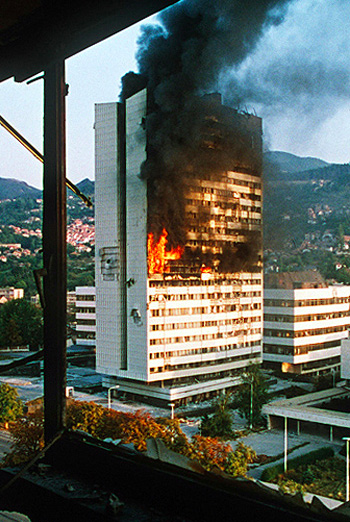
4, 400, 256, 479
66, 400, 105, 437
0, 383, 23, 424
4, 410, 44, 466
261, 446, 334, 482
225, 442, 257, 477
200, 394, 234, 439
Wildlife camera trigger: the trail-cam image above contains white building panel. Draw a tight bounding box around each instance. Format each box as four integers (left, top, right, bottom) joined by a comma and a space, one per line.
293, 331, 348, 346
125, 89, 148, 381
293, 346, 341, 364
95, 103, 120, 375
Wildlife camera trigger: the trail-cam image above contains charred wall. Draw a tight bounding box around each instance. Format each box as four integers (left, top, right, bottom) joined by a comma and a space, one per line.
138, 91, 263, 275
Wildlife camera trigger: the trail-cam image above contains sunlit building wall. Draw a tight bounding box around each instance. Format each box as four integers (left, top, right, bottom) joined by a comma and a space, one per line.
264, 273, 350, 375
75, 286, 96, 347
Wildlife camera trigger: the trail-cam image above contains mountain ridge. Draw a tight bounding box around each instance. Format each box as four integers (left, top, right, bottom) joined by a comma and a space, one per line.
0, 177, 41, 200
0, 151, 344, 200
264, 150, 331, 174
0, 151, 334, 199
0, 176, 94, 200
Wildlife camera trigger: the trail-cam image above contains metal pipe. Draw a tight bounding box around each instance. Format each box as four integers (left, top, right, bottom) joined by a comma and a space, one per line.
284, 417, 288, 473
108, 385, 120, 409
343, 437, 350, 502
0, 114, 92, 208
168, 402, 175, 420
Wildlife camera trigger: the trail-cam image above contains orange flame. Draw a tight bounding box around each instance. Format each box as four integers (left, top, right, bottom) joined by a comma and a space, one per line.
281, 362, 294, 373
200, 265, 212, 273
148, 228, 184, 274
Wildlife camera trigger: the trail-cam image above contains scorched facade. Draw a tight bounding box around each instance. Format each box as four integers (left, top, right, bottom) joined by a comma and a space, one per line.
95, 89, 263, 406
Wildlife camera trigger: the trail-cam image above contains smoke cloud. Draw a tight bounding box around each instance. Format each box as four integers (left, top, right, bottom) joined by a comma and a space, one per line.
123, 0, 291, 105
220, 0, 350, 158
121, 0, 292, 270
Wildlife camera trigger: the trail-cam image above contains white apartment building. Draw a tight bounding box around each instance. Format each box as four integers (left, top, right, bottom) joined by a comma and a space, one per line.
95, 90, 263, 405
0, 287, 24, 303
67, 290, 76, 312
75, 286, 96, 347
264, 272, 350, 376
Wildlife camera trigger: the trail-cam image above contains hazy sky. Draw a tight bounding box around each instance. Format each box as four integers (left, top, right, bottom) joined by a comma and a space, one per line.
1, 0, 350, 189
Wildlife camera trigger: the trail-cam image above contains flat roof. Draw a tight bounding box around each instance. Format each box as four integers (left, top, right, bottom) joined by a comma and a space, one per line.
263, 387, 350, 429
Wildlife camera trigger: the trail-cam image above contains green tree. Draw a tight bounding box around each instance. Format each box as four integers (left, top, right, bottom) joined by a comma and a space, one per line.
6, 318, 23, 347
0, 299, 43, 350
338, 224, 345, 250
0, 383, 23, 424
234, 365, 270, 428
201, 393, 234, 439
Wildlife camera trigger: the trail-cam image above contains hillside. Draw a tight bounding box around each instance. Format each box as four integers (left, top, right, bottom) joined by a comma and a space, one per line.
0, 177, 95, 295
263, 154, 350, 250
0, 177, 94, 226
264, 151, 329, 175
286, 163, 350, 183
2, 162, 350, 281
0, 177, 41, 200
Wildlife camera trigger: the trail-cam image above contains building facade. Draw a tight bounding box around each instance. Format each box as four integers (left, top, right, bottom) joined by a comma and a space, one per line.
264, 272, 350, 376
75, 286, 96, 347
0, 287, 24, 304
95, 90, 263, 405
67, 290, 76, 313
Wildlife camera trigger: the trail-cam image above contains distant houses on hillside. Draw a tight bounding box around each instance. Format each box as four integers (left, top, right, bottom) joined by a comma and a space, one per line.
0, 287, 24, 304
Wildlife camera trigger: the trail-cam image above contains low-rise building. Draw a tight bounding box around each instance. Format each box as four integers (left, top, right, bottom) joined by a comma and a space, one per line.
67, 290, 76, 311
263, 387, 350, 440
75, 286, 96, 347
0, 287, 24, 303
263, 271, 350, 376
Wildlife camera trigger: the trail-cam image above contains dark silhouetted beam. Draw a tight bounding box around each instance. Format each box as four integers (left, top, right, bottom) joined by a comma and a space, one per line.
43, 60, 67, 443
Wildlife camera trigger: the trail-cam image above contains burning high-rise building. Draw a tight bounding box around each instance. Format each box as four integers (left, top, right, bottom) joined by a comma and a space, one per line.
95, 88, 263, 406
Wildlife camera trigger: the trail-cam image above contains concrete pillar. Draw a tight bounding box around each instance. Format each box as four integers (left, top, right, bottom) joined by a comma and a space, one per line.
284, 417, 288, 473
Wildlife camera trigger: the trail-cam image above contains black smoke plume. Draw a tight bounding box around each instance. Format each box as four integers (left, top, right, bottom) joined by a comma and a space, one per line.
121, 0, 290, 270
